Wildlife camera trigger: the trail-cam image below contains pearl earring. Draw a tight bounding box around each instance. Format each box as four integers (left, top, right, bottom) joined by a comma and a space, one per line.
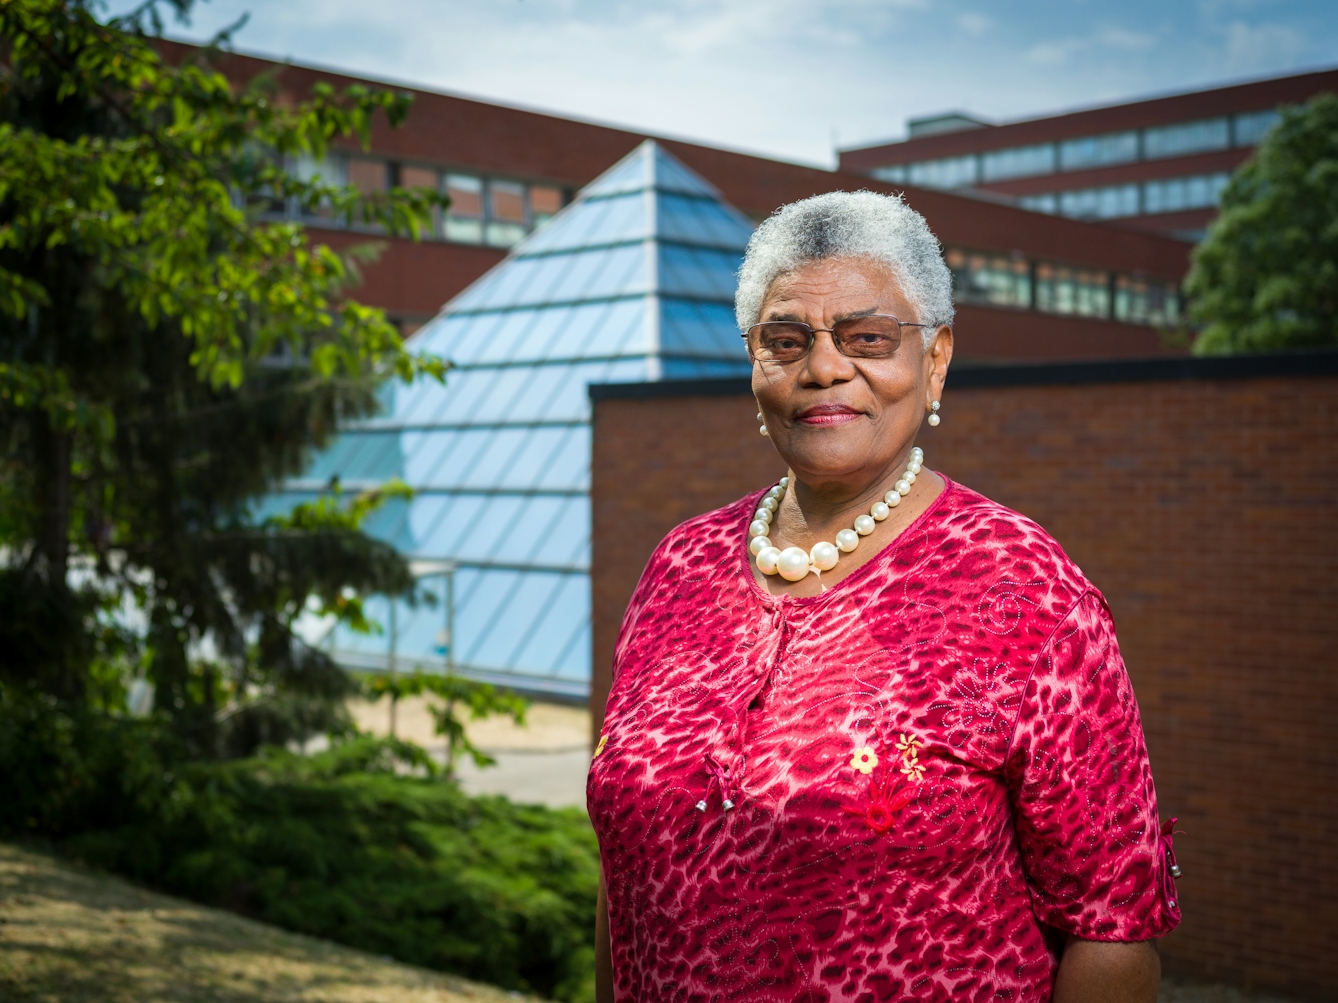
757, 411, 769, 436
927, 401, 941, 427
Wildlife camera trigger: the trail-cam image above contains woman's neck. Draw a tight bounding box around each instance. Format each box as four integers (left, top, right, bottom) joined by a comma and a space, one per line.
782, 450, 917, 539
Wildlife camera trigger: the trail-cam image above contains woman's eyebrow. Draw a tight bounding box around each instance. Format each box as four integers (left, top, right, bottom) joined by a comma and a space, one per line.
833, 307, 881, 322
762, 306, 882, 324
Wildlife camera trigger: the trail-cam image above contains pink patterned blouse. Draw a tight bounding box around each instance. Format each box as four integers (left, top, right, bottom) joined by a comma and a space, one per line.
588, 477, 1181, 1002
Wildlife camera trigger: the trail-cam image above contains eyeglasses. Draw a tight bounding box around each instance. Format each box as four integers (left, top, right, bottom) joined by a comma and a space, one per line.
743, 315, 927, 363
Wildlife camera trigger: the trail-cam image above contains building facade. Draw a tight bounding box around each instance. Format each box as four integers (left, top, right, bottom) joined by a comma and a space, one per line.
275, 142, 753, 697
175, 42, 1193, 362
188, 44, 1313, 699
839, 68, 1338, 241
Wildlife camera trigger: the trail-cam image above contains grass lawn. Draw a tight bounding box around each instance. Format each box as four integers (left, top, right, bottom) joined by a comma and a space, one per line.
0, 842, 539, 1003
0, 840, 1306, 1003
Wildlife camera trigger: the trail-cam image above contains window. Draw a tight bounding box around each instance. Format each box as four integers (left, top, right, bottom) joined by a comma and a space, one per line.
530, 185, 564, 227
908, 155, 979, 189
399, 165, 439, 190
347, 157, 388, 194
1018, 194, 1058, 215
1142, 173, 1230, 214
486, 180, 528, 247
1143, 118, 1229, 159
444, 174, 484, 243
1058, 131, 1139, 171
980, 144, 1056, 182
1114, 275, 1180, 326
1058, 184, 1139, 220
870, 165, 908, 184
1035, 264, 1110, 318
946, 250, 1031, 309
1233, 109, 1281, 147
944, 247, 1179, 327
291, 154, 346, 220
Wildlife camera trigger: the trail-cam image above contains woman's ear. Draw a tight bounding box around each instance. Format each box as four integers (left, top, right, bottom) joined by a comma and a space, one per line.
926, 325, 953, 403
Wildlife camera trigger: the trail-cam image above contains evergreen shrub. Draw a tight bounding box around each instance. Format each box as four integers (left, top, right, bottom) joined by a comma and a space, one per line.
0, 697, 599, 1003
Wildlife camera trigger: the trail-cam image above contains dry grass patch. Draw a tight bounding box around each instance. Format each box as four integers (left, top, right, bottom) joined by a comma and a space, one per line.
0, 842, 538, 1003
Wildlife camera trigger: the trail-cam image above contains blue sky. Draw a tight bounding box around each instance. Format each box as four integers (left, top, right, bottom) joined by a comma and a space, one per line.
150, 0, 1338, 166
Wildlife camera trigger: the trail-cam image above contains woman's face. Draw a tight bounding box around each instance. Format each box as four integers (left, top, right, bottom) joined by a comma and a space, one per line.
750, 256, 952, 492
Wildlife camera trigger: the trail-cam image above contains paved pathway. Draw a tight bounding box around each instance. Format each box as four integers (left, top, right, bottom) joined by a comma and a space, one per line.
348, 697, 592, 809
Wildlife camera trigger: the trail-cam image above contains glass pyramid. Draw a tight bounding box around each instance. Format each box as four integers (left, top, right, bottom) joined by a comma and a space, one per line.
273, 141, 754, 698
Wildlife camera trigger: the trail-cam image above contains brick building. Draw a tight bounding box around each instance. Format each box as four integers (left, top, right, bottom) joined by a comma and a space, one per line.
172, 41, 1195, 363
589, 355, 1338, 999
839, 68, 1338, 242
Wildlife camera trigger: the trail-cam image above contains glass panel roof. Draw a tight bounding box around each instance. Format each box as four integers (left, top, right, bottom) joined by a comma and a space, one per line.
579, 141, 720, 199
521, 191, 646, 254
657, 192, 755, 250
660, 245, 746, 301
291, 141, 753, 696
661, 299, 747, 359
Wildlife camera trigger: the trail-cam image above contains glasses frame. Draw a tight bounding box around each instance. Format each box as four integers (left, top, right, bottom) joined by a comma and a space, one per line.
742, 315, 929, 363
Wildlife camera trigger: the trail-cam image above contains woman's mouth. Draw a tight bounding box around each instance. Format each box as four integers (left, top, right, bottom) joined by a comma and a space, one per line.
795, 404, 863, 426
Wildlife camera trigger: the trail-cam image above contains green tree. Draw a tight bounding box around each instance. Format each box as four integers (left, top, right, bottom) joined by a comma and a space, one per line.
1187, 93, 1338, 354
360, 669, 529, 776
0, 0, 448, 753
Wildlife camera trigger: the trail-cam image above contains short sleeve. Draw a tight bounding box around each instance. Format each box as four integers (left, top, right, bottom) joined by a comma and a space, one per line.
1004, 591, 1181, 941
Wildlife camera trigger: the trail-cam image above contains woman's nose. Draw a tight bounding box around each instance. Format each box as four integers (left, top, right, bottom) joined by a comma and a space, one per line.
802, 330, 854, 386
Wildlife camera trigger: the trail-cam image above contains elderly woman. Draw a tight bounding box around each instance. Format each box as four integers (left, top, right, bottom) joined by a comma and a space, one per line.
587, 191, 1180, 1002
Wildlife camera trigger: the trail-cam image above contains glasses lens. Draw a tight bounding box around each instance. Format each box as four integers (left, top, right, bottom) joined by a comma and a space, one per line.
832, 316, 903, 357
748, 322, 812, 362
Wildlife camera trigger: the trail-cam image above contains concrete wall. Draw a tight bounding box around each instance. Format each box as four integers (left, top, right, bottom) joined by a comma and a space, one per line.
589, 355, 1338, 999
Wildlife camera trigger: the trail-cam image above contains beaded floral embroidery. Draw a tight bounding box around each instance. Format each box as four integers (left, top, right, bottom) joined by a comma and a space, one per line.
842, 771, 916, 834
896, 733, 923, 757
594, 734, 609, 757
900, 751, 926, 782
850, 747, 879, 774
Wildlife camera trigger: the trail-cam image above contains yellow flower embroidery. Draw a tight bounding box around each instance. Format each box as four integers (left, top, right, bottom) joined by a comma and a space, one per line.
850, 747, 879, 775
896, 733, 923, 756
900, 749, 926, 783
594, 734, 609, 757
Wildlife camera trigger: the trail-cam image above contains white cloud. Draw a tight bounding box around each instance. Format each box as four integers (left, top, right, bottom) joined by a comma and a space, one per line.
134, 0, 1336, 166
1097, 26, 1158, 51
1222, 19, 1307, 69
955, 12, 993, 38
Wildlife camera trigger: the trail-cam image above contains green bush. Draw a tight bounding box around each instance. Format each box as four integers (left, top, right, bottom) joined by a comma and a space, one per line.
0, 697, 598, 1003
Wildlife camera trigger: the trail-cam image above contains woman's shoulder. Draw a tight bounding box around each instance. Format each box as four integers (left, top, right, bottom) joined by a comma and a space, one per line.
925, 478, 1097, 611
641, 489, 765, 579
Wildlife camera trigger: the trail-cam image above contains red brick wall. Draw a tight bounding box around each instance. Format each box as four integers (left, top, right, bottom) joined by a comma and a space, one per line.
589, 369, 1338, 998
160, 41, 1193, 282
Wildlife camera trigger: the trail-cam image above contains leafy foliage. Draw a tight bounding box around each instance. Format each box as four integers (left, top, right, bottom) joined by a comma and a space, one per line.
0, 695, 599, 1003
1187, 94, 1338, 354
361, 669, 530, 774
0, 0, 451, 753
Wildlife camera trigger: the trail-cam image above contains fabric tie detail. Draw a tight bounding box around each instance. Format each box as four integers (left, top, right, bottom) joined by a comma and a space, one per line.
695, 752, 737, 812
1160, 817, 1184, 909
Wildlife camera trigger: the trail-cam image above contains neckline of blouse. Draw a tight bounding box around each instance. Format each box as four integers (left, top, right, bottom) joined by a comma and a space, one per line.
736, 473, 959, 611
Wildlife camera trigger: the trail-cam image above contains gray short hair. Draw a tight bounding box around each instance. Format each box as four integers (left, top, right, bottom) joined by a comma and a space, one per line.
735, 190, 954, 350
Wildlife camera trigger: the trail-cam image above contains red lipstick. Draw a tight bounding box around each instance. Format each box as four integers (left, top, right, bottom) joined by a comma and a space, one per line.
795, 403, 862, 426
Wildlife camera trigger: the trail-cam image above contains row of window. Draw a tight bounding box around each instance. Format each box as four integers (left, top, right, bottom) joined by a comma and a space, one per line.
1018, 172, 1231, 221
288, 154, 568, 248
870, 109, 1279, 189
945, 249, 1181, 327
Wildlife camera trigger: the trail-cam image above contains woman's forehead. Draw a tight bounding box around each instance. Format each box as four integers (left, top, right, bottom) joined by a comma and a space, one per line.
761, 257, 910, 315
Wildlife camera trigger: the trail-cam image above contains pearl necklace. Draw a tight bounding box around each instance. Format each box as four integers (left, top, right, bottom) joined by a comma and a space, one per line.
749, 447, 924, 583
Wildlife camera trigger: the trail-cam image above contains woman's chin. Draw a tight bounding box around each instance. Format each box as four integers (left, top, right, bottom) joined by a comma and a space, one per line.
786, 455, 880, 487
